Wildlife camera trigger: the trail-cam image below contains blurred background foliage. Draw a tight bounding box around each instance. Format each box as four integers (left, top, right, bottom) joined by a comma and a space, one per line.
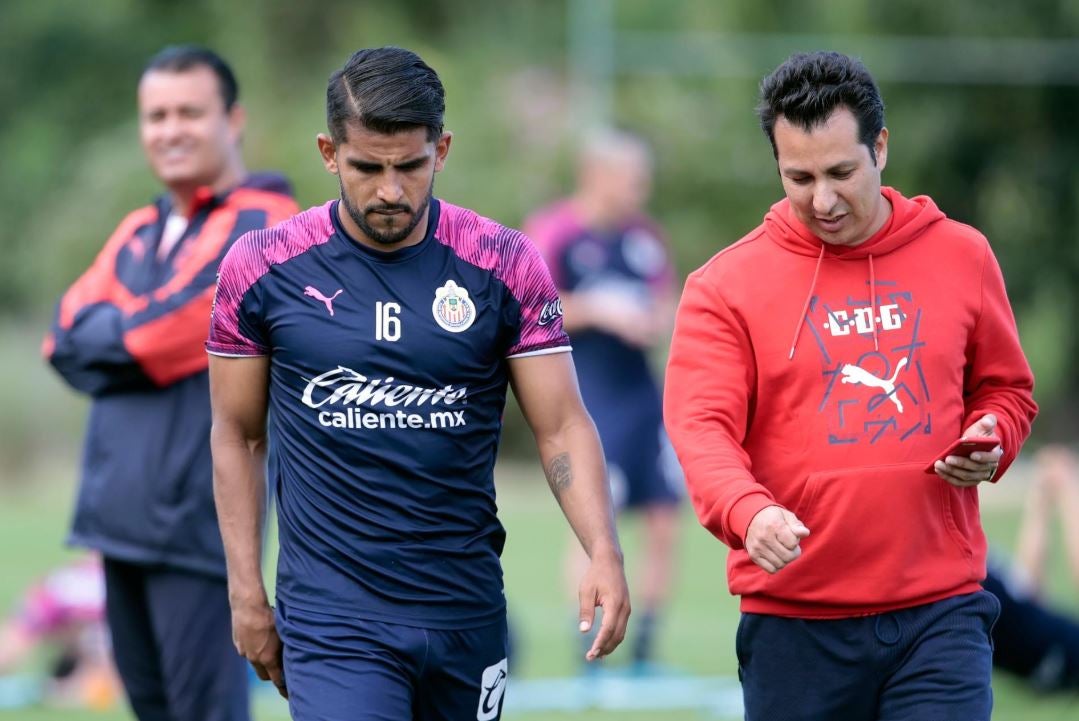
1, 0, 1078, 472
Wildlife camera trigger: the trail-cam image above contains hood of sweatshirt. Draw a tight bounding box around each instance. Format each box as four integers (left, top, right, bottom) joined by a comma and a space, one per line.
763, 186, 945, 259
764, 187, 946, 358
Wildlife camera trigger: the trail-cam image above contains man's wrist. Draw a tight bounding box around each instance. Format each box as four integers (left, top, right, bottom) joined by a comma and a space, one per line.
588, 541, 625, 565
228, 582, 269, 609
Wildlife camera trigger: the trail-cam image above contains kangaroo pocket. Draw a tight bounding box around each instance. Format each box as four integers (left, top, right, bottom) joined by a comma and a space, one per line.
764, 461, 977, 607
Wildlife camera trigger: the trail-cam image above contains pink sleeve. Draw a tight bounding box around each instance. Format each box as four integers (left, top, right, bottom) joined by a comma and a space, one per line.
504, 235, 570, 357
436, 203, 570, 357
206, 203, 335, 357
522, 202, 580, 291
206, 233, 270, 356
642, 218, 677, 296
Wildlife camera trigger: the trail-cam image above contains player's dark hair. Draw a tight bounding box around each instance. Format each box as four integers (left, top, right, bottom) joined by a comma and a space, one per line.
142, 45, 239, 111
326, 47, 445, 144
757, 51, 885, 164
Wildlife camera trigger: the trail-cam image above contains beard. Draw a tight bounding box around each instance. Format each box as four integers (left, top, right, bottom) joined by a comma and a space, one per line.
340, 178, 433, 246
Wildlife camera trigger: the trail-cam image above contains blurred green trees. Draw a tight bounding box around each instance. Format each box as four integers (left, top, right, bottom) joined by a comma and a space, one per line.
2, 0, 1078, 465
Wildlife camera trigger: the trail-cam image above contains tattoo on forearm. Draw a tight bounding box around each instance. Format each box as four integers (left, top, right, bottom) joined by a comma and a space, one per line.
546, 453, 572, 494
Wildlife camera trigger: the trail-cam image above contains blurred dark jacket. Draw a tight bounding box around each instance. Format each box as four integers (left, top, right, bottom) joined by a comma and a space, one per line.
44, 173, 298, 577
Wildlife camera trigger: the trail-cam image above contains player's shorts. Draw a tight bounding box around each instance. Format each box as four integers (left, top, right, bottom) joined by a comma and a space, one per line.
591, 408, 683, 510
276, 600, 509, 721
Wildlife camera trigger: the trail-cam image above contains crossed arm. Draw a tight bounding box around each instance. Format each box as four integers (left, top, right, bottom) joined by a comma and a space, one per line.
46, 209, 273, 395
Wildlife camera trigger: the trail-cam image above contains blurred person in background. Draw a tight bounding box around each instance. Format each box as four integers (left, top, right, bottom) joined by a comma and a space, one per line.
208, 46, 629, 721
984, 445, 1079, 690
524, 129, 682, 673
0, 555, 120, 710
42, 45, 298, 721
664, 51, 1037, 720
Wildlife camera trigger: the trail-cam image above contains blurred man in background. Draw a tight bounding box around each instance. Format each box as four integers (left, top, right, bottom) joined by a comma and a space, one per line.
525, 129, 682, 672
43, 45, 298, 721
208, 46, 628, 721
665, 51, 1037, 720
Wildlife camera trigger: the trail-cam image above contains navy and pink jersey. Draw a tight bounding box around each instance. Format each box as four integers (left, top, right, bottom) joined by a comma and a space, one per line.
16, 556, 105, 638
524, 200, 673, 402
207, 198, 569, 628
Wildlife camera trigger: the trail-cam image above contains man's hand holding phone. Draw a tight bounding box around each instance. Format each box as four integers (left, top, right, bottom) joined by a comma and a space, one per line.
927, 414, 1003, 487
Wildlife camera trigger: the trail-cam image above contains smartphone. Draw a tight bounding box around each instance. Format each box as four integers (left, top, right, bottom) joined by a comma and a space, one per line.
923, 435, 1001, 474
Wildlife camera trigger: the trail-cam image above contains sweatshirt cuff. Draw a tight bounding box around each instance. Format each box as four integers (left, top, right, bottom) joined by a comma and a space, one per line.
726, 492, 779, 549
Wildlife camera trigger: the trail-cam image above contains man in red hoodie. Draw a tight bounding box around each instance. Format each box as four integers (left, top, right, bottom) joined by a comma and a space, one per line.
664, 51, 1037, 720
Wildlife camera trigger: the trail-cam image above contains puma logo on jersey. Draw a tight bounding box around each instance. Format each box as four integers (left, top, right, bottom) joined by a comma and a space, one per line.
304, 286, 343, 316
840, 358, 908, 413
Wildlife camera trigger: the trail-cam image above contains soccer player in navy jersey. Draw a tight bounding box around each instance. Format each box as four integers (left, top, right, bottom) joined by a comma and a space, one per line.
525, 130, 682, 671
207, 47, 630, 720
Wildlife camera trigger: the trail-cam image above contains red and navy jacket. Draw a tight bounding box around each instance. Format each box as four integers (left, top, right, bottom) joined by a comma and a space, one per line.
44, 173, 298, 577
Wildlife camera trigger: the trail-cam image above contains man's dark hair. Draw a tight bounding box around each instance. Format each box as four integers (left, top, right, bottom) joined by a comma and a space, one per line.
142, 45, 239, 111
326, 47, 445, 144
757, 51, 885, 164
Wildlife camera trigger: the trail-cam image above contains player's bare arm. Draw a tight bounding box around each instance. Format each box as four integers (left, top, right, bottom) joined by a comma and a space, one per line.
208, 354, 287, 697
509, 352, 630, 661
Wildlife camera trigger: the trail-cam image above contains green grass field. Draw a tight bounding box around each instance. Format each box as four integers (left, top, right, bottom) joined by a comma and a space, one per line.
1, 458, 1078, 720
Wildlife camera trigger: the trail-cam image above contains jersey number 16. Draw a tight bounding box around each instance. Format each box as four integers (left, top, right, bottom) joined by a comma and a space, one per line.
375, 301, 401, 342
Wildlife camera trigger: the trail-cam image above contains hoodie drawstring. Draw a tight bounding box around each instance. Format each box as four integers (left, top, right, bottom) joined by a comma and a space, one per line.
787, 245, 825, 360
869, 254, 878, 351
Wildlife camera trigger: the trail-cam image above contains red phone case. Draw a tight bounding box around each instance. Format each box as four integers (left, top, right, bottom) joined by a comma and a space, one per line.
923, 436, 1001, 474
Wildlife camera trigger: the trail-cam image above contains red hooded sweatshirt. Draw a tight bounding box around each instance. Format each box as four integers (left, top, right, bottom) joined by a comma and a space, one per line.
664, 187, 1037, 618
